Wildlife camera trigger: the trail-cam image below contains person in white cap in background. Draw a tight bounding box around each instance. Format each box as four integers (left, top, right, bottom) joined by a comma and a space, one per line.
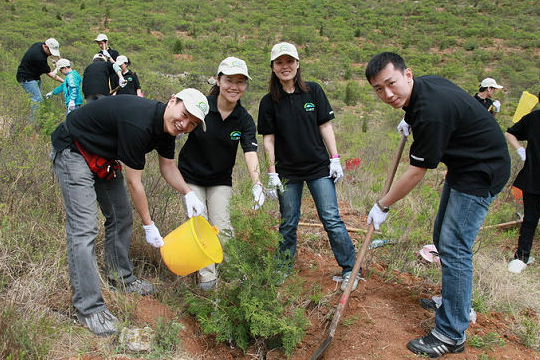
114, 55, 143, 97
177, 57, 265, 290
94, 33, 120, 89
46, 58, 83, 114
82, 53, 126, 103
258, 42, 358, 291
50, 88, 209, 336
474, 77, 504, 116
16, 38, 64, 124
94, 33, 119, 63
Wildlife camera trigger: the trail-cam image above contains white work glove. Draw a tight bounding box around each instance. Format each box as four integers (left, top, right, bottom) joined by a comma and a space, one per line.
102, 49, 111, 59
367, 203, 389, 231
492, 100, 501, 113
45, 91, 53, 99
184, 191, 205, 218
252, 182, 265, 210
516, 147, 526, 161
142, 222, 164, 248
329, 158, 344, 183
119, 76, 127, 88
67, 100, 76, 112
397, 118, 411, 136
266, 172, 284, 200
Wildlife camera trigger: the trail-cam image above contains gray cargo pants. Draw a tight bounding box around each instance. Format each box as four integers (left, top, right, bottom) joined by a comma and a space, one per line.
52, 148, 135, 315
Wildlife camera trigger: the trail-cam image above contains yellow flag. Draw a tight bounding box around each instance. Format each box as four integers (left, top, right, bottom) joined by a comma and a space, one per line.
512, 91, 539, 123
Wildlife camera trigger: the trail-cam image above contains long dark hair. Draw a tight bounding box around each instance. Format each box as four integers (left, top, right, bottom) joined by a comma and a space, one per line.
268, 64, 309, 103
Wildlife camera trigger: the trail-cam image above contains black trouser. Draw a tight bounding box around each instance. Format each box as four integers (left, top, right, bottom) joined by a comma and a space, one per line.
515, 191, 540, 263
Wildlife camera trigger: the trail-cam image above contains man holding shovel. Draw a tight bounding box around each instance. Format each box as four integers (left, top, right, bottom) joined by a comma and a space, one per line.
50, 89, 208, 336
365, 52, 510, 358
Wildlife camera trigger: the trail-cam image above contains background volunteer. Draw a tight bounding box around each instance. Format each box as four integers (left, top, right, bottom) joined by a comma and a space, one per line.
46, 58, 83, 114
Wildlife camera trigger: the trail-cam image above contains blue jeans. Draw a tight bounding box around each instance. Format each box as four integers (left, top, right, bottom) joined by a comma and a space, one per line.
431, 182, 495, 345
20, 80, 42, 124
52, 148, 135, 315
277, 176, 355, 275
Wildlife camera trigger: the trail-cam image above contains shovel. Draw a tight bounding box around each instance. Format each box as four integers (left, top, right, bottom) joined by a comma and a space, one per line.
309, 134, 407, 360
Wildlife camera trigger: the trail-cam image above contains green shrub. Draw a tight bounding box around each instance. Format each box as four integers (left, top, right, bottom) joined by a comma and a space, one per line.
344, 81, 361, 106
185, 183, 308, 357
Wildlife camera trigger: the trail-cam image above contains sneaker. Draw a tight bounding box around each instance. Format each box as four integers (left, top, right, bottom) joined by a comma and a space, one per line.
407, 333, 465, 358
420, 298, 438, 311
122, 278, 155, 295
508, 259, 528, 274
76, 309, 118, 336
340, 270, 362, 292
198, 279, 217, 291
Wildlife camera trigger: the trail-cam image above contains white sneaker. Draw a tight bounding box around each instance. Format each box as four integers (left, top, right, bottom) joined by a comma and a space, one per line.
508, 259, 527, 274
527, 257, 535, 265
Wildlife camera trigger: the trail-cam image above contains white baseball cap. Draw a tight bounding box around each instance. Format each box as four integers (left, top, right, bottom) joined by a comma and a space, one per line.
481, 78, 503, 89
173, 89, 209, 131
94, 33, 109, 42
45, 38, 60, 57
270, 42, 299, 62
217, 57, 251, 80
115, 55, 129, 66
55, 58, 71, 69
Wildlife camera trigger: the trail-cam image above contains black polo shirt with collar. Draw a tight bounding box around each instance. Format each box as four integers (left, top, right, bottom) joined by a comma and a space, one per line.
403, 75, 510, 197
178, 94, 258, 186
258, 81, 333, 183
117, 70, 141, 96
16, 42, 51, 82
51, 95, 175, 170
474, 93, 495, 114
507, 110, 540, 194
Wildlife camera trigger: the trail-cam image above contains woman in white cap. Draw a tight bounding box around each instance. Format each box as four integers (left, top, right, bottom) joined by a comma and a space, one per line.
45, 58, 83, 114
258, 42, 358, 291
114, 55, 143, 97
177, 56, 265, 290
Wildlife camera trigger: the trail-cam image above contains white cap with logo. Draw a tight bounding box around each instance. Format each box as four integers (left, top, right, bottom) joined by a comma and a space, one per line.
173, 89, 209, 132
94, 33, 109, 42
481, 78, 503, 89
115, 55, 129, 66
270, 42, 299, 62
93, 53, 107, 61
217, 56, 251, 80
45, 38, 60, 57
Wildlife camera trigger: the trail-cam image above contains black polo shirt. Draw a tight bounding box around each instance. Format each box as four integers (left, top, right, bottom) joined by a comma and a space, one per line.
474, 93, 495, 114
82, 61, 117, 98
507, 110, 540, 194
51, 95, 175, 170
117, 70, 141, 96
178, 95, 258, 186
258, 81, 333, 183
16, 42, 51, 82
403, 75, 510, 197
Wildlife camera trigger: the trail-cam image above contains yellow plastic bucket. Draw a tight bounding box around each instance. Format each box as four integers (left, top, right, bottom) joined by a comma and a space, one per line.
160, 216, 223, 276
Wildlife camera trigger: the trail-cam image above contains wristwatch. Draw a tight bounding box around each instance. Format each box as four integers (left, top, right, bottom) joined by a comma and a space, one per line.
376, 200, 390, 213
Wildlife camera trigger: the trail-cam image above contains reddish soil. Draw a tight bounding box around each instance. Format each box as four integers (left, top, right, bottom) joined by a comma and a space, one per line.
75, 200, 539, 359
167, 201, 540, 360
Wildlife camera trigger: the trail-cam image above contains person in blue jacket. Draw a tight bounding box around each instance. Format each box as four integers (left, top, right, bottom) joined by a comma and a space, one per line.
46, 59, 83, 114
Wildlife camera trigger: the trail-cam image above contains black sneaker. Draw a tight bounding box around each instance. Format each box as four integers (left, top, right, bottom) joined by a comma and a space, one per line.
420, 298, 438, 311
407, 333, 465, 358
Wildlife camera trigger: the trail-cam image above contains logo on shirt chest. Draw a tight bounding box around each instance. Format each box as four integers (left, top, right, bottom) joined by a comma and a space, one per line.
304, 102, 315, 112
230, 131, 241, 140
